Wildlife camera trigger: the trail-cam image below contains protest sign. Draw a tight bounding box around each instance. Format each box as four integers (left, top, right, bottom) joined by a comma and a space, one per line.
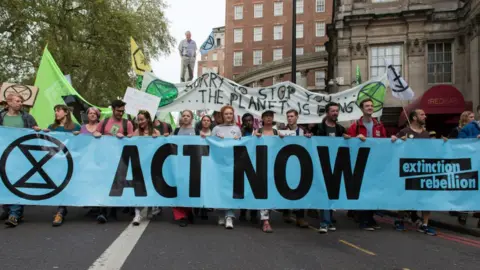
0, 127, 479, 210
123, 87, 161, 118
141, 72, 388, 124
0, 83, 39, 107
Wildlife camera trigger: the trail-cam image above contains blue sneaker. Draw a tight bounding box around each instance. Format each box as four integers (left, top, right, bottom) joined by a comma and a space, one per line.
318, 223, 328, 234
418, 224, 436, 236
394, 220, 406, 231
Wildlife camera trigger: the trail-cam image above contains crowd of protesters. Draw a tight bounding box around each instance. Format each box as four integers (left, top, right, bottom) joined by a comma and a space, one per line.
1, 92, 480, 235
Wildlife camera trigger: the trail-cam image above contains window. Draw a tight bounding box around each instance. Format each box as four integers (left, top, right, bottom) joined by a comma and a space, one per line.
212, 53, 217, 61
273, 48, 283, 61
233, 51, 243, 66
274, 2, 283, 16
296, 24, 304, 39
315, 71, 326, 87
427, 43, 452, 84
253, 50, 263, 65
315, 46, 326, 52
316, 0, 325, 12
296, 0, 304, 14
234, 5, 243, 20
234, 28, 243, 43
273, 76, 278, 84
254, 3, 263, 18
370, 45, 402, 78
274, 25, 283, 40
216, 38, 221, 47
254, 27, 263, 42
315, 22, 326, 37
296, 47, 304, 55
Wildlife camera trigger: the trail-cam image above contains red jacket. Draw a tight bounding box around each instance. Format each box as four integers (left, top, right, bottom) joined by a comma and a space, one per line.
347, 117, 387, 138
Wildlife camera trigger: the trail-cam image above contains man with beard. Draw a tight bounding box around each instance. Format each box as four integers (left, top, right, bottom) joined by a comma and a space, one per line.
391, 109, 436, 236
316, 102, 349, 233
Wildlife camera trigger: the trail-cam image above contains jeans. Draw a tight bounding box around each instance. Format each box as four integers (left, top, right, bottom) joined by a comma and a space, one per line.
9, 205, 24, 218
320, 210, 332, 223
224, 209, 235, 218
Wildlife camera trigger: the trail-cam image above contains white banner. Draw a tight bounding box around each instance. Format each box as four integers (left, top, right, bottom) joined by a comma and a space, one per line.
123, 87, 161, 118
142, 72, 388, 124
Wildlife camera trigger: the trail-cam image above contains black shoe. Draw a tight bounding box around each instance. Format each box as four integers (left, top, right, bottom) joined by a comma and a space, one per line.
178, 218, 188, 227
5, 215, 18, 227
96, 214, 107, 224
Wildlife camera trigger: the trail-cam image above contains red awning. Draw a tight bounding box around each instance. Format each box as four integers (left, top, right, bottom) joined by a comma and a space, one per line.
398, 85, 466, 127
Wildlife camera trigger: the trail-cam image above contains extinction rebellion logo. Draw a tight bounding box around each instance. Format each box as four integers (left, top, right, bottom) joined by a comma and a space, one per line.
400, 158, 478, 191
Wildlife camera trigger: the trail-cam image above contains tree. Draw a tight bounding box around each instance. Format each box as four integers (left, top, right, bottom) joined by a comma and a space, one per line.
0, 0, 174, 106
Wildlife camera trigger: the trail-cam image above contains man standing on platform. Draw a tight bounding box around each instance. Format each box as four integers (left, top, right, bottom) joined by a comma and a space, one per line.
178, 31, 197, 82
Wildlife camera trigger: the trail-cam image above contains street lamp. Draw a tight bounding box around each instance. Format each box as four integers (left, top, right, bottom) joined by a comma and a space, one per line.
291, 0, 296, 84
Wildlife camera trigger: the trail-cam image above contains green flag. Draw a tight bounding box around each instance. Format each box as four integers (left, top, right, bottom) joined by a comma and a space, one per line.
31, 47, 111, 128
356, 65, 362, 85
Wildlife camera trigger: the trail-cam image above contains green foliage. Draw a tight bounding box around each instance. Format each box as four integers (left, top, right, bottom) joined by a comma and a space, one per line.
0, 0, 174, 106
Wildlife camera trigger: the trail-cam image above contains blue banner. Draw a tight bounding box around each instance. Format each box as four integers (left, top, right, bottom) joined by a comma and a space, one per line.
0, 127, 479, 210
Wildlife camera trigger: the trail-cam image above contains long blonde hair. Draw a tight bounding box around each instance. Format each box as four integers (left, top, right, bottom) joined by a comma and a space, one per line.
459, 111, 474, 128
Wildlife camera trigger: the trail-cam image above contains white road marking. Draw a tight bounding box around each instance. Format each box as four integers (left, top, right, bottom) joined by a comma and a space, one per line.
88, 212, 150, 270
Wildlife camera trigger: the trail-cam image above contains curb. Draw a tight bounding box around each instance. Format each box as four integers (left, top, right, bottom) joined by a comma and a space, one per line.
381, 211, 480, 237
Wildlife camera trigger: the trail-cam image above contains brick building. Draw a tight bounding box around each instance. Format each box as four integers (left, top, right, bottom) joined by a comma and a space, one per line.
197, 26, 226, 77
225, 0, 333, 91
328, 0, 480, 135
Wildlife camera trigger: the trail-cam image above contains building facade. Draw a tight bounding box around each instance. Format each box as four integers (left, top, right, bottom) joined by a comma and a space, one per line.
197, 26, 226, 77
225, 0, 333, 91
329, 0, 480, 135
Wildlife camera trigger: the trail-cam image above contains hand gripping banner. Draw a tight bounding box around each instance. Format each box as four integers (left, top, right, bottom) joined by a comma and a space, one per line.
0, 127, 479, 210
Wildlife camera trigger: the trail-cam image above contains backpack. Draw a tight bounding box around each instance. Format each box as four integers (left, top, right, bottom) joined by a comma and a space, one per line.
258, 127, 278, 135
174, 127, 200, 135
100, 118, 128, 136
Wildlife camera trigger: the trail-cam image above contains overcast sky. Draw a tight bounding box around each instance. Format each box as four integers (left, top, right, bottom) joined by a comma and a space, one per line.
151, 0, 226, 83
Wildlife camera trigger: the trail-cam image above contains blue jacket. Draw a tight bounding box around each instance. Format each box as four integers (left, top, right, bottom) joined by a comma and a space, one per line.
458, 121, 480, 138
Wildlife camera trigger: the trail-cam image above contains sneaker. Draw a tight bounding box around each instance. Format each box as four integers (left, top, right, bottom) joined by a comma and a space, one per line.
318, 223, 328, 234
132, 214, 141, 226
52, 213, 64, 227
360, 223, 375, 231
225, 217, 234, 229
262, 221, 273, 233
394, 220, 406, 231
5, 215, 18, 227
96, 214, 107, 224
328, 223, 337, 231
296, 218, 309, 228
152, 207, 162, 216
370, 221, 381, 230
418, 224, 437, 236
177, 218, 188, 227
218, 217, 225, 226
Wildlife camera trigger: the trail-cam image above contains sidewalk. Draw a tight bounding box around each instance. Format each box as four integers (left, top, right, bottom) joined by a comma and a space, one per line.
426, 212, 480, 237
382, 211, 480, 237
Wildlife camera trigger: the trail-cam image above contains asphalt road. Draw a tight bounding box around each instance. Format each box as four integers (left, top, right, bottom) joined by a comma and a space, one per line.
1, 207, 480, 270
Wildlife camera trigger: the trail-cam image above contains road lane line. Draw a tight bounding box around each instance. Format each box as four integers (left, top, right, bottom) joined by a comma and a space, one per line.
339, 240, 376, 256
88, 218, 150, 270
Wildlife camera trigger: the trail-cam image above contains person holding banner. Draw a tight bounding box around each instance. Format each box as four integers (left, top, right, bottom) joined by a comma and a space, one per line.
255, 110, 285, 233
391, 109, 436, 236
211, 106, 242, 229
132, 110, 160, 226
153, 112, 173, 136
279, 109, 309, 229
43, 105, 81, 227
78, 107, 101, 135
238, 113, 259, 224
92, 100, 134, 224
172, 110, 197, 227
316, 102, 349, 233
0, 93, 40, 227
347, 98, 386, 231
